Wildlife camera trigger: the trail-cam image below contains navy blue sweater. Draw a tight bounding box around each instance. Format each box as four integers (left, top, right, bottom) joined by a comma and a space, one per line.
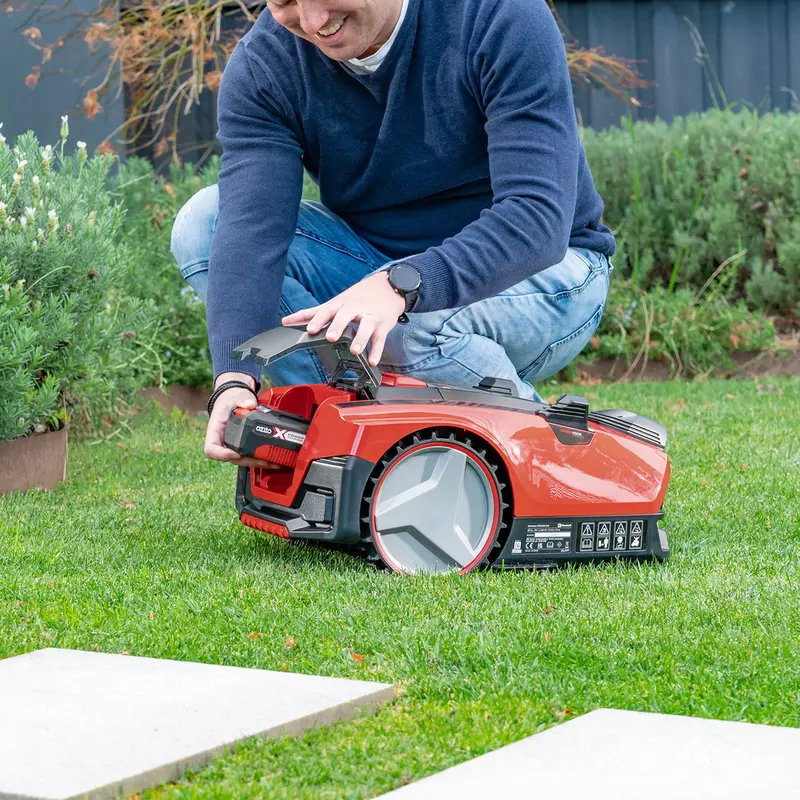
208, 0, 616, 379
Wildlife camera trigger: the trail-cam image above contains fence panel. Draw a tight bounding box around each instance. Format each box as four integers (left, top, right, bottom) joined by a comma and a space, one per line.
1, 0, 798, 160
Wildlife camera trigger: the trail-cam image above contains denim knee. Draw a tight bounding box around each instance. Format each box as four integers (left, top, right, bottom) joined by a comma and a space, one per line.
170, 184, 219, 279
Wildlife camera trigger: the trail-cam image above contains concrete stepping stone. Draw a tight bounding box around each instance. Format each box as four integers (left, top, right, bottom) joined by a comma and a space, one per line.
0, 648, 393, 800
381, 708, 800, 799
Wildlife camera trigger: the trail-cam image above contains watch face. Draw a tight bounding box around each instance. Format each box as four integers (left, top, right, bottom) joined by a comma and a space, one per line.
390, 264, 421, 293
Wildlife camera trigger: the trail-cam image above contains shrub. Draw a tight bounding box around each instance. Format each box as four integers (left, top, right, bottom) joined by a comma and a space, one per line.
583, 108, 800, 317
113, 156, 220, 388
0, 126, 160, 441
570, 275, 776, 380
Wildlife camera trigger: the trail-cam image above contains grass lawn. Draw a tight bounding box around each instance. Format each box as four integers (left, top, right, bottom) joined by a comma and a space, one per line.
2, 377, 799, 798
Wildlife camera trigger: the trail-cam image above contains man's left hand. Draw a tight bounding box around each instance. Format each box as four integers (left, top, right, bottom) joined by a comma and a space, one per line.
281, 271, 406, 366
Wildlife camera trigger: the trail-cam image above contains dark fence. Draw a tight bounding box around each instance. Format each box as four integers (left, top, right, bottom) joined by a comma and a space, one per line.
556, 0, 800, 131
0, 0, 124, 152
1, 0, 799, 160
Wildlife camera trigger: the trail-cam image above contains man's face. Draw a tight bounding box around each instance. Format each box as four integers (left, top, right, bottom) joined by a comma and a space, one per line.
267, 0, 402, 61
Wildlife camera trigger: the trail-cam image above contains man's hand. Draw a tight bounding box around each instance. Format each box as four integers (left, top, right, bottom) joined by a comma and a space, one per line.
281, 271, 405, 366
204, 372, 278, 469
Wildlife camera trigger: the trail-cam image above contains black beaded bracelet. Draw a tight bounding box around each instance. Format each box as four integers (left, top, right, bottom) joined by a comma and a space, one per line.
207, 380, 259, 415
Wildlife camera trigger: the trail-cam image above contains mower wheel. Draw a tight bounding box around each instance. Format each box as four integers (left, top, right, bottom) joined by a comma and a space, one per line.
360, 430, 508, 575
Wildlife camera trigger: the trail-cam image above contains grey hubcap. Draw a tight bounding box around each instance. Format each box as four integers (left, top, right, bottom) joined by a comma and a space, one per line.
372, 445, 497, 574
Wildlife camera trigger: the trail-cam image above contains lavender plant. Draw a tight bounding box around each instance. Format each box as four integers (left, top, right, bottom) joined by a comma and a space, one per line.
0, 121, 160, 441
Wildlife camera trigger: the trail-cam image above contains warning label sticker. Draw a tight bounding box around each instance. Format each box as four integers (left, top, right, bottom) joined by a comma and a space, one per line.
523, 521, 573, 555
527, 522, 573, 538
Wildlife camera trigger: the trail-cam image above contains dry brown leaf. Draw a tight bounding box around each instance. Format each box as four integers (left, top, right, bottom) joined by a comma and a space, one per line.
248, 631, 263, 640
284, 636, 297, 649
725, 394, 736, 399
554, 707, 574, 719
83, 89, 101, 120
163, 183, 175, 198
589, 334, 600, 350
97, 141, 116, 156
154, 138, 170, 158
24, 67, 40, 89
148, 611, 156, 620
543, 632, 551, 644
542, 606, 556, 616
204, 70, 223, 92
350, 651, 364, 663
24, 26, 42, 40
116, 500, 136, 509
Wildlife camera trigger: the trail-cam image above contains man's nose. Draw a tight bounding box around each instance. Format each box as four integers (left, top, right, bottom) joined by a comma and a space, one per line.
298, 3, 330, 35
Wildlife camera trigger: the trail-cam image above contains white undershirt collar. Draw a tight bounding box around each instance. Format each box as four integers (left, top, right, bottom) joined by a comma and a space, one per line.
345, 0, 410, 74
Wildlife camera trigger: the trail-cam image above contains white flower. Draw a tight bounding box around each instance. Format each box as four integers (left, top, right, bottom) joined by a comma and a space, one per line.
0, 202, 5, 211
17, 158, 27, 170
32, 175, 39, 186
77, 141, 86, 150
19, 216, 27, 228
61, 115, 68, 125
60, 115, 69, 139
12, 173, 21, 185
45, 144, 52, 153
41, 149, 50, 162
25, 206, 35, 217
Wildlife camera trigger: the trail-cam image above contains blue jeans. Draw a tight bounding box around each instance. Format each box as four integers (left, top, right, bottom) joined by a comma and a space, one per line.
171, 185, 612, 402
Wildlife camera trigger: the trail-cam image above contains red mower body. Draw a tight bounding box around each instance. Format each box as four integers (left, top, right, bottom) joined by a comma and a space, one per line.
223, 326, 671, 574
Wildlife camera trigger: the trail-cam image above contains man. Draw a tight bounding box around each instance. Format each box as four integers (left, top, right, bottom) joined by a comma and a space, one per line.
170, 0, 615, 471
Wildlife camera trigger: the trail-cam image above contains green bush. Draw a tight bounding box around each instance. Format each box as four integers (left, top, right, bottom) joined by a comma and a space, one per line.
113, 156, 220, 389
0, 128, 160, 441
583, 107, 800, 316
570, 275, 776, 380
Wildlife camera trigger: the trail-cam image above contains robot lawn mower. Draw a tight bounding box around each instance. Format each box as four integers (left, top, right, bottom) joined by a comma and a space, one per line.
223, 325, 671, 575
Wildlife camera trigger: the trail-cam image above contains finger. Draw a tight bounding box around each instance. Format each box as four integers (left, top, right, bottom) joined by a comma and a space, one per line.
326, 305, 356, 342
282, 307, 319, 326
367, 324, 391, 366
307, 304, 338, 335
349, 314, 376, 355
205, 389, 257, 461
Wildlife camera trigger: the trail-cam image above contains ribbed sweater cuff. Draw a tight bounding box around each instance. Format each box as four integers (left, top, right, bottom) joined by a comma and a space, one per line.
211, 335, 264, 385
402, 249, 451, 314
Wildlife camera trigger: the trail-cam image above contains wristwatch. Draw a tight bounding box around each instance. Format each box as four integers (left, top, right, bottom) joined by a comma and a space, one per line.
387, 263, 422, 320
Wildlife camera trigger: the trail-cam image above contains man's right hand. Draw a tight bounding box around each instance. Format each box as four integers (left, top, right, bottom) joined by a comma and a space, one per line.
204, 371, 278, 469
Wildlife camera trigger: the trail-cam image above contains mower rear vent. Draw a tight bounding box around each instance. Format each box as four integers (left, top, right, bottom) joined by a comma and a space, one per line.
588, 409, 667, 449
539, 394, 590, 430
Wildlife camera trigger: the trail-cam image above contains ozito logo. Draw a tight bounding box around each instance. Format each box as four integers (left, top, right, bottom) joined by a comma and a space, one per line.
256, 424, 306, 445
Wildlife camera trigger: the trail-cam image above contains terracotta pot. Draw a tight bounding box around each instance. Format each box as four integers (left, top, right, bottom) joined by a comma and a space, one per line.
138, 385, 212, 416
0, 425, 68, 495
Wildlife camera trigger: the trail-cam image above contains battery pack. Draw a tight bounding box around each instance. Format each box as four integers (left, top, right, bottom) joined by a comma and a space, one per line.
223, 405, 310, 463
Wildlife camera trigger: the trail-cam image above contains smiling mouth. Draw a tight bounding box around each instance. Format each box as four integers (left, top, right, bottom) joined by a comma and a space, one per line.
316, 15, 348, 42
